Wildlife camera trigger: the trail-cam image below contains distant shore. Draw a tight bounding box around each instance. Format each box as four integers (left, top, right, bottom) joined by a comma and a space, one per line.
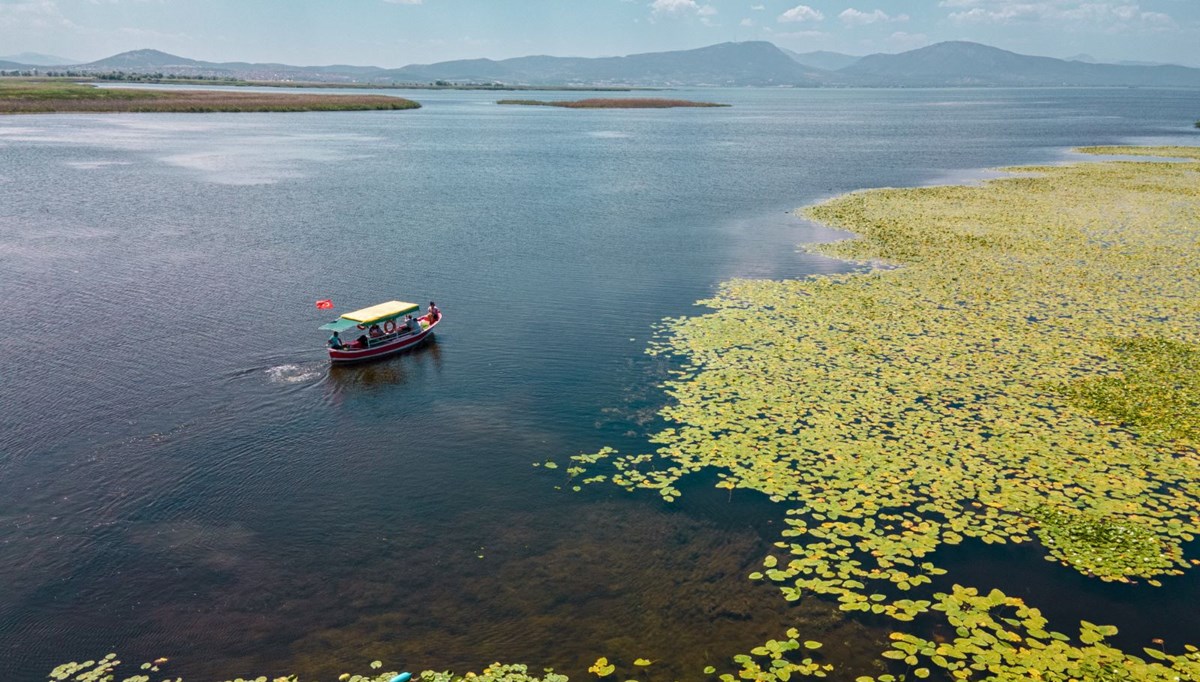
3, 73, 656, 92
497, 97, 729, 108
0, 80, 420, 113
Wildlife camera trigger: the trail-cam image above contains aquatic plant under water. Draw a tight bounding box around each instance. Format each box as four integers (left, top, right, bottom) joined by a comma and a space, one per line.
565, 146, 1200, 680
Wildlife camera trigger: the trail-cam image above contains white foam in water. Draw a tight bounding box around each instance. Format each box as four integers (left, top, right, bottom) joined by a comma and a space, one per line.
160, 151, 308, 186
65, 160, 132, 170
265, 363, 322, 384
1, 118, 377, 185
587, 130, 630, 138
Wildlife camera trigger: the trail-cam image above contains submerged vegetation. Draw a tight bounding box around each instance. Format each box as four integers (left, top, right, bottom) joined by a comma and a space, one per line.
496, 98, 728, 108
0, 79, 419, 113
562, 147, 1200, 679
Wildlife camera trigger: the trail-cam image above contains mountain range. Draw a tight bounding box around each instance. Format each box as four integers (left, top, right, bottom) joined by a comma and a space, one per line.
0, 51, 79, 66
4, 41, 1200, 88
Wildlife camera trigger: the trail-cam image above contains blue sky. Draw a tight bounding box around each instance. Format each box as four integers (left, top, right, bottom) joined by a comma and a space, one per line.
1, 0, 1198, 67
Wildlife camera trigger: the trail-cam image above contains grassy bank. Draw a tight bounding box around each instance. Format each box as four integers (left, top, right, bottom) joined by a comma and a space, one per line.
0, 79, 419, 113
497, 97, 728, 108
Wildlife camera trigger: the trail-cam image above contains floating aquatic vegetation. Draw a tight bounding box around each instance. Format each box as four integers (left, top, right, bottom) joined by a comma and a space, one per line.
48, 656, 570, 682
1028, 505, 1175, 581
567, 147, 1200, 679
1076, 146, 1200, 159
1057, 337, 1200, 444
724, 630, 834, 681
870, 586, 1200, 682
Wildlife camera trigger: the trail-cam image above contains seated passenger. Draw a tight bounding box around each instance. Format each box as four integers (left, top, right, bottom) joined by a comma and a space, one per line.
427, 301, 440, 321
368, 324, 383, 338
355, 334, 369, 349
406, 314, 422, 333
327, 331, 343, 350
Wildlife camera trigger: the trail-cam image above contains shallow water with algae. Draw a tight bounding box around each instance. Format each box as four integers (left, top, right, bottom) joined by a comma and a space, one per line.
2, 87, 1199, 681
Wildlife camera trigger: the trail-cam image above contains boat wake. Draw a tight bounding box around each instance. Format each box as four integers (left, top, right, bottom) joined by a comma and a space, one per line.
264, 362, 323, 385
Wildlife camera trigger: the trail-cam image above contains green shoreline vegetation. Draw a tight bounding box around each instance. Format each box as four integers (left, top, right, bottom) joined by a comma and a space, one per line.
48, 148, 1200, 680
497, 98, 729, 108
0, 79, 419, 113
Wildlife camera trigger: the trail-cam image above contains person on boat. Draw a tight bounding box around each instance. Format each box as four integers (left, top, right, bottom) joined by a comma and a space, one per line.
427, 301, 440, 322
327, 331, 343, 350
406, 314, 422, 334
355, 334, 369, 349
368, 324, 383, 338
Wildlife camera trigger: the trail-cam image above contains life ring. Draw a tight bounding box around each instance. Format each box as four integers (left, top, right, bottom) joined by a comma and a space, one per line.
383, 319, 396, 334
356, 324, 366, 330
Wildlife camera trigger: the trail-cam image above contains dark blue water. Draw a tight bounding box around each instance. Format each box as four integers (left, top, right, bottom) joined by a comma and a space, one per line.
1, 87, 1198, 680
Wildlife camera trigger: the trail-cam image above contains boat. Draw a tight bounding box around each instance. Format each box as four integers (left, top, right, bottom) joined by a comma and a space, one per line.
319, 300, 441, 364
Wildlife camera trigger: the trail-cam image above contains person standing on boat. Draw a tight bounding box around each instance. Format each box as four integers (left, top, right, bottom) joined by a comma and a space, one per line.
327, 331, 343, 350
428, 301, 440, 322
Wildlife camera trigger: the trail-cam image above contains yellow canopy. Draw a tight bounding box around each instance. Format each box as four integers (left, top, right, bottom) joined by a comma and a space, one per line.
341, 300, 420, 325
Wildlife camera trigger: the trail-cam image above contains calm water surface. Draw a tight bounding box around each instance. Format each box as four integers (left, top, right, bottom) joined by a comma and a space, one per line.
2, 87, 1199, 680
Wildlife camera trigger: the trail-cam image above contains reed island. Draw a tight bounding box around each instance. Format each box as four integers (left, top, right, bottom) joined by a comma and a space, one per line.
0, 79, 420, 113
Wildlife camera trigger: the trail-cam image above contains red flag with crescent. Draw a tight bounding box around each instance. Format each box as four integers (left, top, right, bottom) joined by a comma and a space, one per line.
316, 299, 334, 310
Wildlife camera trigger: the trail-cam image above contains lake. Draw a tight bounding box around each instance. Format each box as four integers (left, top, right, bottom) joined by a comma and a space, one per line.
1, 86, 1198, 680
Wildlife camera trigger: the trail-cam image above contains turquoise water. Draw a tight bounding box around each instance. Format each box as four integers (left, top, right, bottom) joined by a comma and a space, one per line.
1, 87, 1198, 680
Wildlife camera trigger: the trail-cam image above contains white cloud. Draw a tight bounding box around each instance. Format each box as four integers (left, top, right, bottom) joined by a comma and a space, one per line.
750, 3, 765, 9
650, 0, 717, 17
0, 0, 79, 30
778, 5, 824, 22
839, 8, 909, 25
740, 17, 755, 26
944, 1, 1176, 32
383, 0, 423, 4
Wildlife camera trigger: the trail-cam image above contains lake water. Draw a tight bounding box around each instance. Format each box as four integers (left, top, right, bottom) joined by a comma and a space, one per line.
2, 87, 1199, 681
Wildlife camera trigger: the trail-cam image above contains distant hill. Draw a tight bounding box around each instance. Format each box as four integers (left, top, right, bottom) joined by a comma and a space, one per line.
383, 42, 829, 86
64, 49, 385, 83
1068, 53, 1186, 68
82, 49, 203, 70
47, 42, 827, 86
9, 41, 1200, 88
840, 41, 1200, 87
781, 48, 860, 71
0, 52, 78, 66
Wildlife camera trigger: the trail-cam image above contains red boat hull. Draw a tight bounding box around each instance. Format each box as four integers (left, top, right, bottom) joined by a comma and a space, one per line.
327, 315, 440, 364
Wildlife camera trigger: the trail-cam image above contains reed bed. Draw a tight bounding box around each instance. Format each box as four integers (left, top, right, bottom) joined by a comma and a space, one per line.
0, 80, 419, 113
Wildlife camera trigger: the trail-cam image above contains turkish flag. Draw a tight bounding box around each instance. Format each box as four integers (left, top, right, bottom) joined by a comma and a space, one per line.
315, 299, 334, 310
